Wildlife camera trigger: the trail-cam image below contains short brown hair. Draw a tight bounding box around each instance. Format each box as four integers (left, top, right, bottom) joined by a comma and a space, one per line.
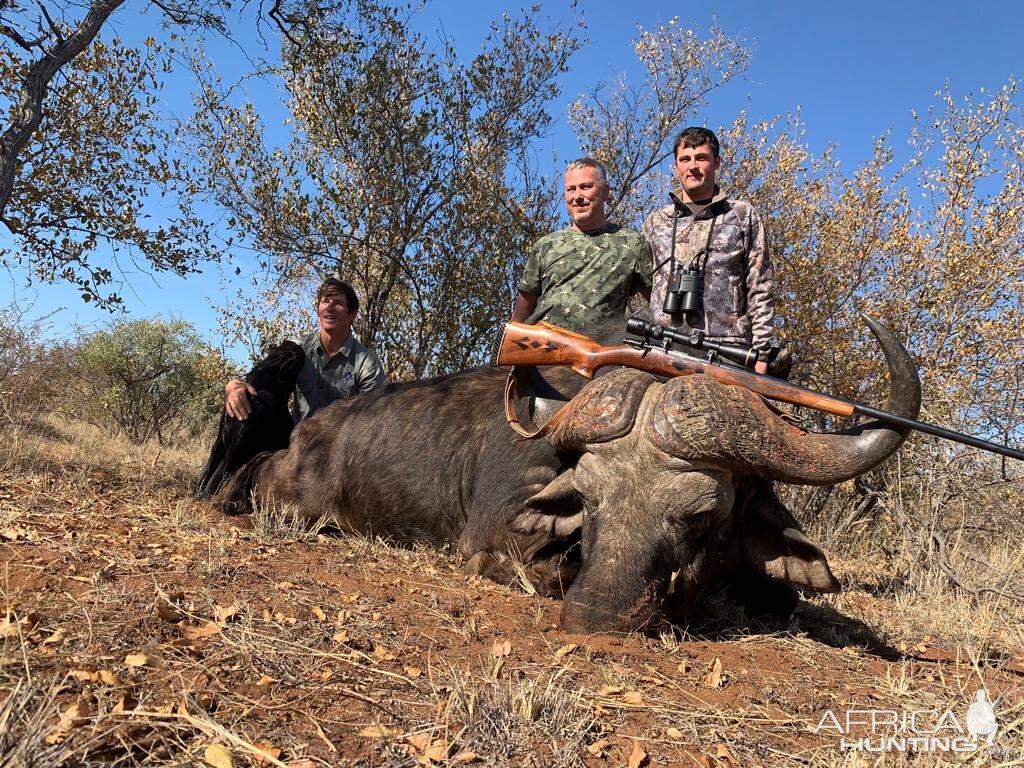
315, 278, 359, 313
673, 127, 720, 158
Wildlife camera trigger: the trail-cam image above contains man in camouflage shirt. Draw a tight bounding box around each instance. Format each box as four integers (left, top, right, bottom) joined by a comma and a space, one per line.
644, 127, 777, 374
511, 158, 652, 330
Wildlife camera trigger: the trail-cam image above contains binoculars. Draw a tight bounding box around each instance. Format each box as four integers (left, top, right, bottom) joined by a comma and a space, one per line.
662, 262, 703, 315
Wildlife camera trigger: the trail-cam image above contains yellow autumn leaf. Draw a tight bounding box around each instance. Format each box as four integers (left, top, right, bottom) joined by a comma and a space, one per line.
42, 628, 66, 645
203, 743, 233, 768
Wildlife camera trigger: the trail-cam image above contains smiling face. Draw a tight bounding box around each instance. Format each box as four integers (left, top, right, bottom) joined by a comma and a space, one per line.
317, 291, 354, 340
563, 165, 610, 232
674, 142, 721, 203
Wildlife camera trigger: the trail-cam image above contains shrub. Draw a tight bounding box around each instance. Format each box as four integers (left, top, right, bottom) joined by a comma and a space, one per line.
0, 303, 64, 427
71, 318, 231, 445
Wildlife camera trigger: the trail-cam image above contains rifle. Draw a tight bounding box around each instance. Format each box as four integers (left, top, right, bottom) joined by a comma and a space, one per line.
496, 318, 1024, 462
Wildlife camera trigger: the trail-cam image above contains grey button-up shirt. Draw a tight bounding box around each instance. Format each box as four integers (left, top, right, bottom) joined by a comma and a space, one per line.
291, 330, 386, 422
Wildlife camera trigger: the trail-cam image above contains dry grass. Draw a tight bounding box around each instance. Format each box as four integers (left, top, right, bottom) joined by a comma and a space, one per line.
1, 416, 1023, 767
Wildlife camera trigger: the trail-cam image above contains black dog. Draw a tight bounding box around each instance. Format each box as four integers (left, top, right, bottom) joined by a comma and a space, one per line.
195, 340, 305, 499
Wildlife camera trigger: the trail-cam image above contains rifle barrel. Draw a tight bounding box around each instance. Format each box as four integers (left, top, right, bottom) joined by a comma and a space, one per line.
851, 403, 1024, 462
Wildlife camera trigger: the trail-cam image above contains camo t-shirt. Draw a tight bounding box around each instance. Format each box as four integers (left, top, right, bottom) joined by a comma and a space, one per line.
518, 224, 653, 331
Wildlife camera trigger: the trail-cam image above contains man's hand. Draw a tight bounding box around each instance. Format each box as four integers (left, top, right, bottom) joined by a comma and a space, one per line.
225, 379, 258, 421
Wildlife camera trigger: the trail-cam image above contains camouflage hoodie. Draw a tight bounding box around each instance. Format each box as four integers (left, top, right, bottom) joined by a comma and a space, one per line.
642, 188, 775, 354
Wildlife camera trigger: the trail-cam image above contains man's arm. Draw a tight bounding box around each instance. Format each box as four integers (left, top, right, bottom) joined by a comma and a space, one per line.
745, 207, 774, 374
225, 378, 258, 420
355, 351, 387, 394
511, 290, 539, 323
635, 225, 655, 304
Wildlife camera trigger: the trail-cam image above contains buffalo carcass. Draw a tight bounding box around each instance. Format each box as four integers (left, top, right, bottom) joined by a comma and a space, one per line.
196, 341, 304, 499
217, 317, 920, 632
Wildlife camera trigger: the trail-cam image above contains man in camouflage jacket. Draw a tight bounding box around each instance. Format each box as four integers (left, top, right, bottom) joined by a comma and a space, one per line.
512, 158, 651, 331
644, 127, 776, 374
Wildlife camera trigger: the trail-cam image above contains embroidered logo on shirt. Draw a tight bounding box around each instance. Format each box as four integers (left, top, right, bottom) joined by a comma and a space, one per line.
342, 368, 355, 387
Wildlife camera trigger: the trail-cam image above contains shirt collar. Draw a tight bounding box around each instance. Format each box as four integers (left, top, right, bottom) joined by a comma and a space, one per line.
318, 331, 354, 359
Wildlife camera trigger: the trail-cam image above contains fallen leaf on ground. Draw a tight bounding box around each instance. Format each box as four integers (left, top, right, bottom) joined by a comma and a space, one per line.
715, 743, 738, 766
452, 752, 480, 764
124, 653, 150, 667
155, 602, 184, 622
41, 628, 66, 645
311, 605, 327, 622
622, 690, 644, 705
46, 697, 95, 744
405, 666, 422, 678
405, 733, 431, 752
182, 622, 222, 640
359, 724, 399, 738
586, 739, 610, 756
112, 693, 138, 714
214, 604, 238, 625
555, 643, 578, 659
423, 740, 450, 762
704, 657, 723, 688
251, 742, 282, 766
626, 740, 648, 768
665, 727, 683, 739
204, 743, 233, 768
597, 685, 623, 697
492, 639, 511, 657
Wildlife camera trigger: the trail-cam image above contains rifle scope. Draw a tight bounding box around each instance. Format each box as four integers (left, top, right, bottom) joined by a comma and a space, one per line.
625, 316, 759, 371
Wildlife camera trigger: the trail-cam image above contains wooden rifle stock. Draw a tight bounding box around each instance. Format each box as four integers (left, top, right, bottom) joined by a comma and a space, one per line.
497, 320, 1024, 462
498, 321, 855, 417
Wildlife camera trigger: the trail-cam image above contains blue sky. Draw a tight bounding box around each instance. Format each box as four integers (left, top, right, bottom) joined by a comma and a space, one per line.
2, 0, 1021, 357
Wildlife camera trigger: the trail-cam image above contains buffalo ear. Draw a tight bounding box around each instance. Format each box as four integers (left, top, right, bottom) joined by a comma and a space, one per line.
734, 479, 840, 594
512, 470, 583, 538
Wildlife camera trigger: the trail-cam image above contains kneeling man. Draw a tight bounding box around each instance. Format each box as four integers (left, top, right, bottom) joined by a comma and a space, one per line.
197, 278, 385, 498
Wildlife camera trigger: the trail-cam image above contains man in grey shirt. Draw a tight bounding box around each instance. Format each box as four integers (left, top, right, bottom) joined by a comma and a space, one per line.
225, 278, 386, 423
